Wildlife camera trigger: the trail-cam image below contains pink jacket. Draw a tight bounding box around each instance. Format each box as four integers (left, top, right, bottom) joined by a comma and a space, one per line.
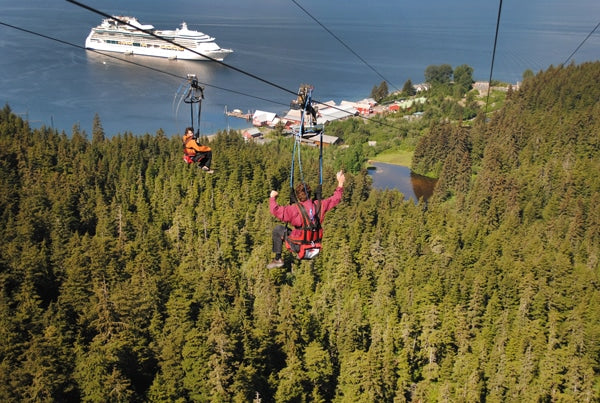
270, 187, 343, 239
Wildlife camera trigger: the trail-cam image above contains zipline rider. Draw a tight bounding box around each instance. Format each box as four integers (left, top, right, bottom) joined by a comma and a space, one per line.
267, 170, 345, 268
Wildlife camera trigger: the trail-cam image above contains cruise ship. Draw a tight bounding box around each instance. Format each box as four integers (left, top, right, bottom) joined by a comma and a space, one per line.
85, 16, 233, 61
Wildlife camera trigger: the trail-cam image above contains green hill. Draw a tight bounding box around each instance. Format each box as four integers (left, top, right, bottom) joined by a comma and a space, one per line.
0, 62, 598, 401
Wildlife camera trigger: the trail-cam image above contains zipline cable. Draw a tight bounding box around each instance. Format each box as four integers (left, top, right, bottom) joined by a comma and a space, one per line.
290, 0, 400, 92
561, 21, 600, 66
485, 0, 503, 116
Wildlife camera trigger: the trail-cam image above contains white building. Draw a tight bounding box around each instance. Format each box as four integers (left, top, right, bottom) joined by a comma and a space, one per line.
252, 110, 280, 127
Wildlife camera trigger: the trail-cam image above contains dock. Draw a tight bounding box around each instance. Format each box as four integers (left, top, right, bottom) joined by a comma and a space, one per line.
225, 107, 252, 121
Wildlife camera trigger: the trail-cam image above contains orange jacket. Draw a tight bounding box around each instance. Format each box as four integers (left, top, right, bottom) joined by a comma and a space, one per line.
182, 133, 211, 155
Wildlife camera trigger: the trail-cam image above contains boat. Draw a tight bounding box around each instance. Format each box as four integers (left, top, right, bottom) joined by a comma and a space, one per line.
85, 16, 233, 61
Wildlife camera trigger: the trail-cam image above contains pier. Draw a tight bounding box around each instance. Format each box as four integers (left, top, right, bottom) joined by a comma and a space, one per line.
225, 107, 252, 121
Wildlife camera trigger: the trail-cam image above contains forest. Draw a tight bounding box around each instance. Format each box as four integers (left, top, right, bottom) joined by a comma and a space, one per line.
0, 61, 599, 402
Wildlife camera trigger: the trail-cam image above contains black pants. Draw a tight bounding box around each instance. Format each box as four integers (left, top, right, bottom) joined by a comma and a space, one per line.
193, 151, 212, 168
272, 225, 290, 254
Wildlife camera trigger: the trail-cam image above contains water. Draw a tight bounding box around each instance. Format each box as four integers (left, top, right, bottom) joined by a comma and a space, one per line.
1, 0, 599, 137
367, 162, 437, 203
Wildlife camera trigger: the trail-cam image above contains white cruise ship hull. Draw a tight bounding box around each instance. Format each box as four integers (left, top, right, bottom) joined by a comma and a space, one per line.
85, 35, 232, 60
85, 17, 233, 61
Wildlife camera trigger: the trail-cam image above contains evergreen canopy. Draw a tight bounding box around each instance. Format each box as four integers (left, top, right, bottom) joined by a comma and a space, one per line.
0, 61, 599, 401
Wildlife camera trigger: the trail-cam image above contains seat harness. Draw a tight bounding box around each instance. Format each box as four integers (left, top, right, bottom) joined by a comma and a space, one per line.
287, 85, 325, 260
179, 74, 205, 164
285, 200, 323, 260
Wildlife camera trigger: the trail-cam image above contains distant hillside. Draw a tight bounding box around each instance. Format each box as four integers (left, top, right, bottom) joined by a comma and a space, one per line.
0, 62, 598, 401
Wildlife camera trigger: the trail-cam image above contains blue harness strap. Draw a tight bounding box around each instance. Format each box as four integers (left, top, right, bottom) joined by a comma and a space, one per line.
287, 85, 326, 259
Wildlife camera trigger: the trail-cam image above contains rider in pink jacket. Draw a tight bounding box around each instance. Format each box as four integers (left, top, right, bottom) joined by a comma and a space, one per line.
267, 171, 345, 268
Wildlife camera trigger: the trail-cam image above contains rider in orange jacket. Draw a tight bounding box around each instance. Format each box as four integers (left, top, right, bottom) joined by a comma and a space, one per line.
182, 127, 213, 172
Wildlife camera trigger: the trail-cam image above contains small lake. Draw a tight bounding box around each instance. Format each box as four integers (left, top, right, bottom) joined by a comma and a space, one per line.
367, 162, 437, 203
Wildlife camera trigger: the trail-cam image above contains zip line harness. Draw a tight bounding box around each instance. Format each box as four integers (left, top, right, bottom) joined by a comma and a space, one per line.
286, 85, 325, 260
183, 74, 204, 138
178, 74, 206, 165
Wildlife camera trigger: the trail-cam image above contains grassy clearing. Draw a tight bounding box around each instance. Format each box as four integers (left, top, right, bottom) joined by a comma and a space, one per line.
369, 149, 414, 167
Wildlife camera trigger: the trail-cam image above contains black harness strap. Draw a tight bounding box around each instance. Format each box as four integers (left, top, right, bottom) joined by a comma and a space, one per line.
183, 74, 204, 138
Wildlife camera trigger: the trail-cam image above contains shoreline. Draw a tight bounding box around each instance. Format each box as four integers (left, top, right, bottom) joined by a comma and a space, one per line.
367, 159, 409, 169
367, 159, 410, 168
367, 148, 414, 167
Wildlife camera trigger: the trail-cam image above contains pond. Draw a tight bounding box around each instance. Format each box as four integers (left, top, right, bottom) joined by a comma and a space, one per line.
367, 162, 437, 203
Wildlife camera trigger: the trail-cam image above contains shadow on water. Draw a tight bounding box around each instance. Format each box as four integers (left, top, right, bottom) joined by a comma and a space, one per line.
367, 161, 437, 203
410, 171, 437, 202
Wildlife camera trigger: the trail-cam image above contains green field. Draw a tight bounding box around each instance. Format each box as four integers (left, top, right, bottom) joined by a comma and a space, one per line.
369, 149, 414, 167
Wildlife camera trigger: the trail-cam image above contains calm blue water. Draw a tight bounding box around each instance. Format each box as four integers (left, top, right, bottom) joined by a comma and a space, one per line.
367, 162, 437, 202
1, 0, 599, 137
